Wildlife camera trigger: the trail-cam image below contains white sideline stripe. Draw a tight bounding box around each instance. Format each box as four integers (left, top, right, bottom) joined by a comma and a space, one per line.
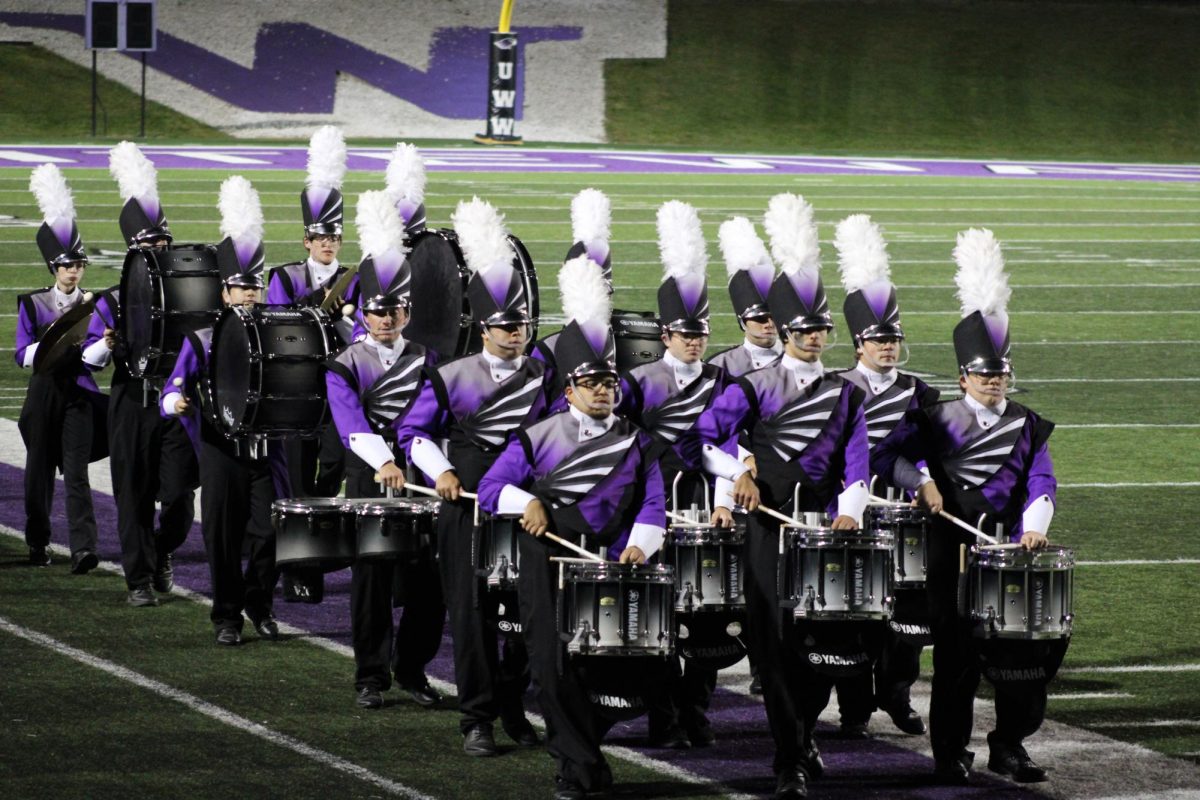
1077, 559, 1200, 566
1062, 664, 1200, 674
1059, 482, 1200, 488
0, 615, 435, 800
1057, 424, 1200, 429
0, 525, 749, 800
1091, 792, 1200, 800
1093, 720, 1200, 729
1049, 692, 1135, 700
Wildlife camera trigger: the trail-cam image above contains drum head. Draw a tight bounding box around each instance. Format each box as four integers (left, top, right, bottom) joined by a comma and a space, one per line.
210, 307, 253, 434
406, 230, 470, 359
507, 233, 539, 348
612, 310, 665, 372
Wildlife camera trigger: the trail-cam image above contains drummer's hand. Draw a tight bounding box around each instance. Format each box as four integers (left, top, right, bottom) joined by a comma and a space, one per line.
744, 455, 758, 479
733, 472, 760, 511
1020, 530, 1048, 551
830, 514, 859, 531
711, 506, 735, 529
377, 462, 406, 491
435, 470, 462, 501
619, 546, 646, 565
521, 498, 550, 537
173, 396, 191, 415
102, 327, 116, 349
916, 481, 944, 514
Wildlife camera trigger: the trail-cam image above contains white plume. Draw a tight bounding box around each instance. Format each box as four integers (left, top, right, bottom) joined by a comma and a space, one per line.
107, 141, 159, 203
718, 216, 771, 278
656, 200, 707, 281
218, 176, 264, 243
355, 190, 409, 259
29, 163, 75, 225
306, 125, 347, 190
763, 193, 821, 276
385, 143, 425, 204
452, 197, 512, 276
559, 254, 612, 326
834, 214, 890, 292
953, 228, 1011, 317
570, 188, 611, 245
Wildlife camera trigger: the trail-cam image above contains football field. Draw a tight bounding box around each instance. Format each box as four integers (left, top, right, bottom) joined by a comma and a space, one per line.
0, 157, 1198, 799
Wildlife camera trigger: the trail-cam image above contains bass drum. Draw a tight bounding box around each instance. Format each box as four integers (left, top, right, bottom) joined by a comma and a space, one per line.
612, 309, 664, 373
405, 229, 471, 359
207, 306, 336, 438
119, 244, 223, 380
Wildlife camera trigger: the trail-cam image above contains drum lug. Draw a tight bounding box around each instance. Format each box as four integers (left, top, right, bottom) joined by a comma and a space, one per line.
567, 622, 592, 656
486, 556, 516, 588
675, 583, 695, 613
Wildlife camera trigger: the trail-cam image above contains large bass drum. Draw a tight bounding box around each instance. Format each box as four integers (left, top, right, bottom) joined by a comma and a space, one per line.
405, 229, 472, 359
612, 309, 664, 373
206, 306, 336, 438
119, 244, 223, 380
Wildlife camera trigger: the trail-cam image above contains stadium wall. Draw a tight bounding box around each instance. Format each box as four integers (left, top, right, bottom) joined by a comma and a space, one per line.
0, 0, 666, 142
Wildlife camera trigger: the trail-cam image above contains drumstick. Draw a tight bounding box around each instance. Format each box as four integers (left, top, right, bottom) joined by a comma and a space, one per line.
665, 510, 713, 527
370, 473, 604, 562
869, 493, 999, 545
755, 503, 824, 531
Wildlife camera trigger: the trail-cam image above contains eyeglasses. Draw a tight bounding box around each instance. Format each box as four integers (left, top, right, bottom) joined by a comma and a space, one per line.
576, 378, 618, 392
308, 234, 342, 244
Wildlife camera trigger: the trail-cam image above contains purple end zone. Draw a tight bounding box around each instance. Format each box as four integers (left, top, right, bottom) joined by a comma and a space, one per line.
0, 146, 1197, 183
0, 461, 1057, 798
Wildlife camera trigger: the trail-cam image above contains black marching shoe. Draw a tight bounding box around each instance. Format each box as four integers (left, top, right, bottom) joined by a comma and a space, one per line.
882, 700, 927, 735
838, 720, 870, 740
749, 671, 764, 695
28, 546, 51, 567
801, 743, 825, 780
552, 776, 586, 800
127, 587, 158, 607
988, 734, 1048, 783
215, 627, 241, 646
502, 717, 541, 746
648, 723, 691, 749
356, 687, 384, 710
253, 616, 280, 641
70, 549, 98, 575
462, 723, 498, 757
933, 750, 974, 786
774, 766, 808, 799
687, 724, 716, 747
152, 552, 174, 593
400, 679, 441, 708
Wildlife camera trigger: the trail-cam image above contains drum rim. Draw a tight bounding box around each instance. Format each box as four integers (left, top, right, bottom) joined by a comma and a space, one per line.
272, 498, 352, 512
668, 526, 746, 545
790, 530, 896, 548
351, 497, 440, 515
972, 544, 1075, 568
565, 562, 675, 580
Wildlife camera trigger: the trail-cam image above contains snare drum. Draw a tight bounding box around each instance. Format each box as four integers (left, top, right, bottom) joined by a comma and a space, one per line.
667, 523, 746, 613
351, 497, 439, 561
475, 516, 521, 590
782, 527, 895, 621
559, 562, 675, 657
867, 504, 930, 587
272, 498, 355, 569
119, 244, 223, 380
207, 306, 337, 438
964, 544, 1074, 640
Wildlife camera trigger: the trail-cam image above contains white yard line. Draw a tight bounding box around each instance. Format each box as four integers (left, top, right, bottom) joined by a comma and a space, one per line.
1048, 693, 1135, 700
1092, 720, 1200, 729
0, 613, 436, 800
1062, 664, 1200, 674
1076, 560, 1200, 567
1058, 482, 1200, 489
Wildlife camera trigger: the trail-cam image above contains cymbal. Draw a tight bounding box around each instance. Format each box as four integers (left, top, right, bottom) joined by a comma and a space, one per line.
319, 264, 360, 312
33, 299, 97, 375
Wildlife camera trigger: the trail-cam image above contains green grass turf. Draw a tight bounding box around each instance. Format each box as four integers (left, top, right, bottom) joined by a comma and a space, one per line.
0, 536, 727, 800
0, 166, 1198, 781
606, 0, 1200, 161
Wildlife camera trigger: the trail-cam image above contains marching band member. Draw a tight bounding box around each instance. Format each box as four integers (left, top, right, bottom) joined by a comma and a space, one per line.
874, 229, 1063, 785
619, 200, 731, 749
708, 216, 783, 375
161, 176, 285, 646
830, 214, 938, 738
18, 164, 105, 572
697, 193, 870, 800
326, 191, 445, 710
477, 255, 667, 800
80, 142, 197, 606
398, 198, 546, 757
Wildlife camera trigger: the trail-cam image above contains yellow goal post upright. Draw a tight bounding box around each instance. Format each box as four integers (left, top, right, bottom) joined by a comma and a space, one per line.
474, 0, 523, 145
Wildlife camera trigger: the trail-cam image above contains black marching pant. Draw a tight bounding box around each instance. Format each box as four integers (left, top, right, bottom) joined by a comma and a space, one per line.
199, 440, 276, 630
438, 497, 531, 732
346, 461, 445, 691
517, 533, 613, 790
20, 375, 98, 555
745, 512, 836, 775
836, 631, 923, 723
108, 380, 196, 589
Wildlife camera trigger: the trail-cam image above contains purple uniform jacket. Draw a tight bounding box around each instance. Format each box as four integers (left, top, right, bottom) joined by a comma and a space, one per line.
398, 353, 551, 490
873, 398, 1056, 540
325, 339, 436, 447
81, 288, 117, 373
160, 328, 213, 455
266, 261, 360, 308
478, 412, 666, 557
695, 365, 870, 516
706, 344, 781, 379
619, 359, 731, 473
15, 287, 100, 393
